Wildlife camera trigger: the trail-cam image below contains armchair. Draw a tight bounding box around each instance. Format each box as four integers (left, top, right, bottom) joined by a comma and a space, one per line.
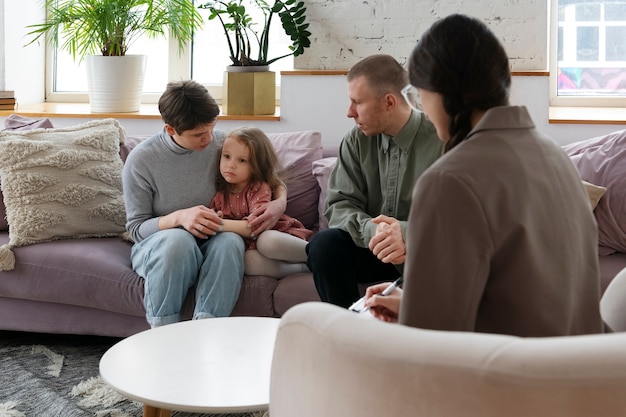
270, 272, 626, 417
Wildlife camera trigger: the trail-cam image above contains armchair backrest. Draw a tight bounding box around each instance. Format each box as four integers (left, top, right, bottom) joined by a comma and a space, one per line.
601, 266, 626, 332
270, 301, 626, 417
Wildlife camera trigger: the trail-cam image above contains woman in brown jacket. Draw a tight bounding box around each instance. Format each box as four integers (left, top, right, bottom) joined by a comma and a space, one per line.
363, 14, 604, 337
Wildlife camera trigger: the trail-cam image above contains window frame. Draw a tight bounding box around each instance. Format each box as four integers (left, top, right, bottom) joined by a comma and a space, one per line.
43, 3, 285, 106
44, 38, 230, 104
549, 0, 626, 108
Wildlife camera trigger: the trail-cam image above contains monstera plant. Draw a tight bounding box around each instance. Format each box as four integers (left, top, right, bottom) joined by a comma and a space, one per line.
198, 0, 311, 67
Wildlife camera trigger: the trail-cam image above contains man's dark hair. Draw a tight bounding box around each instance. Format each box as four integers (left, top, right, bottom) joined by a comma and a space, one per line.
158, 80, 220, 133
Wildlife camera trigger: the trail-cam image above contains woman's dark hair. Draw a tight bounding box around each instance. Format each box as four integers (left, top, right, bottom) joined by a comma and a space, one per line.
409, 14, 511, 152
158, 80, 220, 134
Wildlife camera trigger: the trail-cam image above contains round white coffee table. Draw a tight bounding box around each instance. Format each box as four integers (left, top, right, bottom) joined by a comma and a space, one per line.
99, 316, 279, 417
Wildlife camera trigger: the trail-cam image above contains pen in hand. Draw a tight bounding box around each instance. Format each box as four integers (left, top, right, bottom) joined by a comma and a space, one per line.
348, 277, 404, 314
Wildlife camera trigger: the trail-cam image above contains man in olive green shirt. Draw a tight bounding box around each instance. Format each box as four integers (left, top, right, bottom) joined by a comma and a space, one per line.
306, 54, 442, 308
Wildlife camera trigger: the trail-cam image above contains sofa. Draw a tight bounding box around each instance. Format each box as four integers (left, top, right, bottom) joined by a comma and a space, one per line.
0, 117, 337, 337
562, 129, 626, 291
269, 270, 626, 417
0, 116, 625, 338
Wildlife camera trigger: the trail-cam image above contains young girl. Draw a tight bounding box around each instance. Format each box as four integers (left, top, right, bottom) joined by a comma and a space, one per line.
210, 127, 313, 278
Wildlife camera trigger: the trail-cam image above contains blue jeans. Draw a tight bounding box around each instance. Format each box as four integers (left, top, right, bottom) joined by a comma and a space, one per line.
131, 228, 245, 327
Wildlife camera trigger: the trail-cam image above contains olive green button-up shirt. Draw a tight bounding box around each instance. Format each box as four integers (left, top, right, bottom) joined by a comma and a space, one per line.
324, 110, 442, 272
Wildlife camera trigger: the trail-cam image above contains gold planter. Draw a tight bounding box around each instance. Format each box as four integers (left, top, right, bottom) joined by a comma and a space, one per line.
222, 67, 276, 115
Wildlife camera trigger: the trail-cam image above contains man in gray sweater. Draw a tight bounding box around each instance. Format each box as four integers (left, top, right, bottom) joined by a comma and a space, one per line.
123, 80, 286, 327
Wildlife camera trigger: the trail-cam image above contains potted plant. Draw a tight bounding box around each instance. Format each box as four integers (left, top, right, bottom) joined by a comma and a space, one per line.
198, 0, 311, 115
198, 0, 311, 68
26, 0, 203, 112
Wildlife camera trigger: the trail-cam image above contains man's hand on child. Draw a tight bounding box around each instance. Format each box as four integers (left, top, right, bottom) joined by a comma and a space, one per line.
248, 199, 285, 235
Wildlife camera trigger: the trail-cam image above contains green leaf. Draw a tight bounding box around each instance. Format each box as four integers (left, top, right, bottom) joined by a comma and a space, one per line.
199, 0, 311, 66
27, 0, 204, 61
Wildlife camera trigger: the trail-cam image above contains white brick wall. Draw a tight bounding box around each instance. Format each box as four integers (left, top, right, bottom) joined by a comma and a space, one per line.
295, 0, 548, 71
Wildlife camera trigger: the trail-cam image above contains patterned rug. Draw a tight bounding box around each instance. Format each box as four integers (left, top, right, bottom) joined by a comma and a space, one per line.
0, 331, 268, 417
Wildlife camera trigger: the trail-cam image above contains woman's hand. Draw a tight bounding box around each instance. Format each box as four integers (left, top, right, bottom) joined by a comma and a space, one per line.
363, 282, 403, 323
369, 215, 406, 264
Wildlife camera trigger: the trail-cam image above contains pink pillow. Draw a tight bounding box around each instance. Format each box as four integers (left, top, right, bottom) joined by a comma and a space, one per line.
312, 157, 337, 232
267, 131, 323, 230
563, 129, 626, 253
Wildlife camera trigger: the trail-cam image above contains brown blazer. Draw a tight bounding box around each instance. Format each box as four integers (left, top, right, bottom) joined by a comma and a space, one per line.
400, 106, 604, 337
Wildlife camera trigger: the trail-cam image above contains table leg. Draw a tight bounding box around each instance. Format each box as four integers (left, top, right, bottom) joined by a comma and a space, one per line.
143, 404, 172, 417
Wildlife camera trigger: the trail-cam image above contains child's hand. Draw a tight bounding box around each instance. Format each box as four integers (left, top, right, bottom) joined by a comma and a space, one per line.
176, 206, 223, 239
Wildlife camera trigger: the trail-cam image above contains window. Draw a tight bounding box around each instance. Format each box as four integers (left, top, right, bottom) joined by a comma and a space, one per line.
47, 0, 293, 104
551, 0, 626, 106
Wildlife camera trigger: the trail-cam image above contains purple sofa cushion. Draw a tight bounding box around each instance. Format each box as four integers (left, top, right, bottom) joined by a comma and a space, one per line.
3, 114, 53, 131
0, 234, 145, 316
312, 157, 337, 232
564, 129, 626, 253
267, 131, 323, 230
120, 135, 150, 162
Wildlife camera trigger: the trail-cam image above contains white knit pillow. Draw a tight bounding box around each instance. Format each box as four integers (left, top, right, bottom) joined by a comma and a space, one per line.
0, 118, 127, 270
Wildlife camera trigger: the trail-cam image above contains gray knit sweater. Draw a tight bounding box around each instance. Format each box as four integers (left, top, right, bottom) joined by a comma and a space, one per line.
122, 128, 225, 242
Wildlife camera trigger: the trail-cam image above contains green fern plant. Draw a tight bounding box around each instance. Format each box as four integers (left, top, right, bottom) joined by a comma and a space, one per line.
26, 0, 204, 62
198, 0, 311, 66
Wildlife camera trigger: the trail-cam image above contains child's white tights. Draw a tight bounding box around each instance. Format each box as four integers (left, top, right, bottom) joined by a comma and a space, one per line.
244, 230, 310, 278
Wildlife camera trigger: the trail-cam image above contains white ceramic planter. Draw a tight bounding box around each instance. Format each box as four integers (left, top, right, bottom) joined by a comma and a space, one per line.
86, 55, 147, 113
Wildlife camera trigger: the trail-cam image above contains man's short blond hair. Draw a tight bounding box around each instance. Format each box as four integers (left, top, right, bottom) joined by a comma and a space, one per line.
347, 54, 408, 98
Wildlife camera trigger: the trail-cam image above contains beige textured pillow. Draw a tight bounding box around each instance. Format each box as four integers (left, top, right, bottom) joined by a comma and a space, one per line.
582, 180, 607, 210
0, 118, 127, 270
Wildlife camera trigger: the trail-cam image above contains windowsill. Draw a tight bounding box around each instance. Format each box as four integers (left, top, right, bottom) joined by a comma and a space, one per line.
0, 102, 281, 121
4, 103, 623, 125
549, 107, 626, 125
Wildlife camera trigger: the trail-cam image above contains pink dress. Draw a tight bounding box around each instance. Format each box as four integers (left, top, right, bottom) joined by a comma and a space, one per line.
210, 182, 313, 249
